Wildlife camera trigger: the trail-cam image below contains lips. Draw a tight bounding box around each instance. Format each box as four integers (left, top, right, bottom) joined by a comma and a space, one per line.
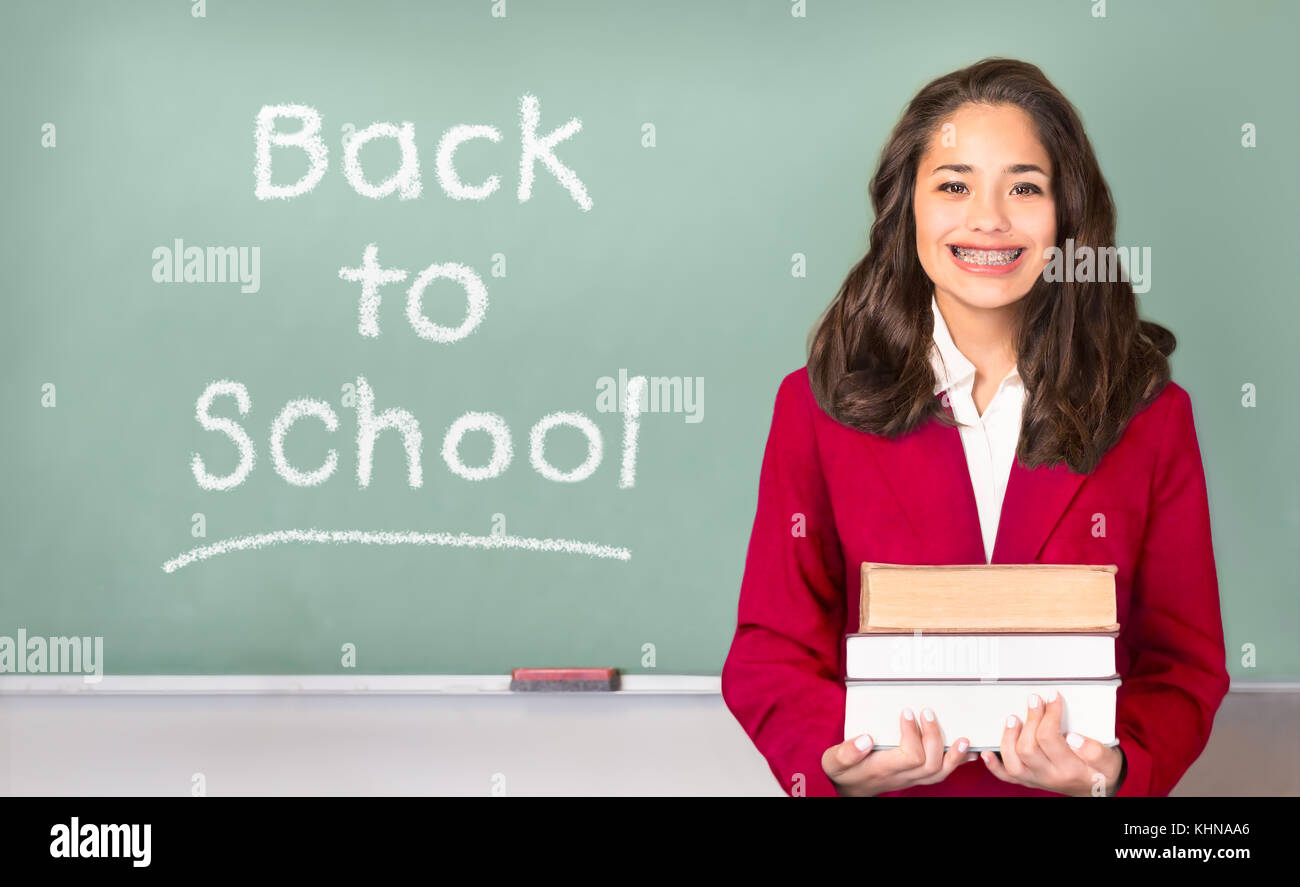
948, 245, 1024, 266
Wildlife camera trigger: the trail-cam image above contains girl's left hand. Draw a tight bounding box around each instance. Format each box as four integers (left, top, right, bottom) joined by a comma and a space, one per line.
980, 690, 1126, 797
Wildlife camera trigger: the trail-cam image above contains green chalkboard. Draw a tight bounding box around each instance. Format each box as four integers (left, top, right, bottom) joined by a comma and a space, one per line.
2, 0, 1296, 678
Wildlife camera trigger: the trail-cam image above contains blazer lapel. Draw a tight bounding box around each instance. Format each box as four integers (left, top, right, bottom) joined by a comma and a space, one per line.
991, 451, 1088, 565
860, 401, 986, 565
859, 398, 1088, 566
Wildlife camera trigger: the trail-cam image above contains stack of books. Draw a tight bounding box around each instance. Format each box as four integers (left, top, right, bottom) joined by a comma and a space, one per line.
843, 563, 1121, 750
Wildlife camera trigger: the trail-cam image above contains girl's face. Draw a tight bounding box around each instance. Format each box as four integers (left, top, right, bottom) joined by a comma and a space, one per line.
913, 102, 1056, 312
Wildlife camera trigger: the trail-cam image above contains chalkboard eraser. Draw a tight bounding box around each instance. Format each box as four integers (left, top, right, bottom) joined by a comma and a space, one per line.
509, 667, 620, 691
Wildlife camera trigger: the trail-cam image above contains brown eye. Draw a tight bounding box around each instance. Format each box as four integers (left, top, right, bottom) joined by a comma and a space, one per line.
1011, 183, 1042, 196
939, 182, 968, 194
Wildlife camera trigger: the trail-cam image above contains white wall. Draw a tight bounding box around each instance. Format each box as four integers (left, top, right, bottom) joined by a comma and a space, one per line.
0, 685, 785, 796
2, 681, 1293, 796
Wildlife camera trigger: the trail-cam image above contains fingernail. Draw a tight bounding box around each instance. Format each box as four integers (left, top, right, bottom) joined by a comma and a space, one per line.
854, 734, 873, 751
922, 707, 935, 722
902, 707, 915, 721
1028, 693, 1040, 709
1006, 715, 1018, 728
956, 739, 969, 752
1047, 689, 1059, 702
1066, 732, 1084, 749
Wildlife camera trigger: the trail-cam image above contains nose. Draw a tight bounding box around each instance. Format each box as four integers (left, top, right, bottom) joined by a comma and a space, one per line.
964, 187, 1012, 234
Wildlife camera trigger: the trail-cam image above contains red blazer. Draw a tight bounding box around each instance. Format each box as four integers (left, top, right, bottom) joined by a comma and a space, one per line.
721, 367, 1230, 797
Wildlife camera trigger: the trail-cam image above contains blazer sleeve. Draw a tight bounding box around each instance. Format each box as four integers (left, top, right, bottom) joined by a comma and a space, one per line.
1113, 385, 1231, 796
721, 371, 848, 797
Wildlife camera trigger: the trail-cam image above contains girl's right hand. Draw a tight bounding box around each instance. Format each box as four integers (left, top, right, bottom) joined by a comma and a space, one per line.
822, 706, 979, 797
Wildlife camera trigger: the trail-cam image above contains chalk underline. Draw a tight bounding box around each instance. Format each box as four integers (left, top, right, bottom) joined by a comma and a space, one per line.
161, 529, 632, 573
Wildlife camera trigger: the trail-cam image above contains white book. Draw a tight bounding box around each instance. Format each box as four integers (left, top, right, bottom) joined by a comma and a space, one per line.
844, 631, 1117, 680
844, 679, 1120, 750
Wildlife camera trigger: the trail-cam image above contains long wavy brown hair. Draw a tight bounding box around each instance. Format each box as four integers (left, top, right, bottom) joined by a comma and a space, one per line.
806, 57, 1173, 475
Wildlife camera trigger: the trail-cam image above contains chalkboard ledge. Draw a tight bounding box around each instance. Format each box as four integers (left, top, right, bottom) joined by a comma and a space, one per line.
0, 674, 723, 695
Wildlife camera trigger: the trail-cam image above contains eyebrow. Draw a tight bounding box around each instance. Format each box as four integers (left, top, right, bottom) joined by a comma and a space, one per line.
930, 163, 1049, 176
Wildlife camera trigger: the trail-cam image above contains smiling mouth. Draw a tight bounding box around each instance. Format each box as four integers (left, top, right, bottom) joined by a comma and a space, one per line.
949, 245, 1025, 266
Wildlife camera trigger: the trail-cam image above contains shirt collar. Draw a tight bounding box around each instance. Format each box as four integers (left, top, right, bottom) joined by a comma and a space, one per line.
929, 294, 1021, 396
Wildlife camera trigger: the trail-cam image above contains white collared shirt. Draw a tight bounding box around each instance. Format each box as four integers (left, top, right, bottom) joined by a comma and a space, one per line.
929, 295, 1025, 564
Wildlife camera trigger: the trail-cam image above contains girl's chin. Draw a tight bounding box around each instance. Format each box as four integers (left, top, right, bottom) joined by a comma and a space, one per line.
936, 282, 1035, 309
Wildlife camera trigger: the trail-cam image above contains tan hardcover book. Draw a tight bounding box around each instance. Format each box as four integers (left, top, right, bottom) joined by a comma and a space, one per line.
859, 563, 1119, 633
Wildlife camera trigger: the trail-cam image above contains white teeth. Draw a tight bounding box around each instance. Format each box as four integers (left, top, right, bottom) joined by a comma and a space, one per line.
951, 246, 1023, 266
